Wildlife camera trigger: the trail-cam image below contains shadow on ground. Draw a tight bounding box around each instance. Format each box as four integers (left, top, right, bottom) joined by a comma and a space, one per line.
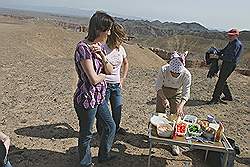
14, 123, 78, 139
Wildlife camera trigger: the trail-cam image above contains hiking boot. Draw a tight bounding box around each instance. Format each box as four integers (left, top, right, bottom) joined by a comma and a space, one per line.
221, 96, 233, 101
116, 128, 127, 135
171, 145, 180, 156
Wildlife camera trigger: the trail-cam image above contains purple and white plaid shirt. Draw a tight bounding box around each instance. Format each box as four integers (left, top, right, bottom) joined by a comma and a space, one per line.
74, 41, 106, 109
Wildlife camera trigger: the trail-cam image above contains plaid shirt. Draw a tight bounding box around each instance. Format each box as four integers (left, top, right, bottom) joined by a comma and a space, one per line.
74, 41, 106, 109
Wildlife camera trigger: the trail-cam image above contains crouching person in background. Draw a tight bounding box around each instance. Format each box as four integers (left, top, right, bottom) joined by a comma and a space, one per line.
155, 51, 191, 155
0, 132, 12, 167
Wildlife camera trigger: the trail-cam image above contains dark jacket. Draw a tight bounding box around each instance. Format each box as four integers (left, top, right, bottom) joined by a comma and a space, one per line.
218, 38, 243, 63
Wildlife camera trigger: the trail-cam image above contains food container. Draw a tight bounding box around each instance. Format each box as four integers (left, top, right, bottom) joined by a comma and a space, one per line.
157, 123, 174, 138
150, 115, 169, 127
197, 120, 210, 130
202, 127, 216, 140
183, 115, 197, 124
168, 114, 178, 122
187, 123, 202, 137
207, 114, 215, 123
175, 122, 188, 136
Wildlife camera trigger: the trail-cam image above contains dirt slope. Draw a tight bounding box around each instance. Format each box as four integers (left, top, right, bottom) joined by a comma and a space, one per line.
0, 16, 249, 167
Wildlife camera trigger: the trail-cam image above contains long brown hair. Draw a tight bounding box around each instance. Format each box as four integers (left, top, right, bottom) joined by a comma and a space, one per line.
107, 22, 127, 49
86, 11, 114, 42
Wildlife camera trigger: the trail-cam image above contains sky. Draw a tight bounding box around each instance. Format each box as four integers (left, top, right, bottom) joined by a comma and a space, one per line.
1, 0, 249, 31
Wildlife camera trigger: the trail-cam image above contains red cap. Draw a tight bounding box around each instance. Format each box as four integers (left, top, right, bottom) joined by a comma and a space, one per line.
227, 29, 239, 36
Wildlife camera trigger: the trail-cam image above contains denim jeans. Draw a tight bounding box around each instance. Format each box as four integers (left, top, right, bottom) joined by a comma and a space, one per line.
97, 83, 122, 134
5, 161, 12, 167
74, 99, 116, 166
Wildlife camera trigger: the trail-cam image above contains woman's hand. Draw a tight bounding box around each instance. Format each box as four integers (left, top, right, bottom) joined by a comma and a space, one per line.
89, 43, 113, 74
90, 43, 103, 58
120, 78, 125, 89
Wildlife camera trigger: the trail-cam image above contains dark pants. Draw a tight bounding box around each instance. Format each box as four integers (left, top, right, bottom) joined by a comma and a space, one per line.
97, 83, 122, 134
212, 61, 236, 100
74, 98, 116, 166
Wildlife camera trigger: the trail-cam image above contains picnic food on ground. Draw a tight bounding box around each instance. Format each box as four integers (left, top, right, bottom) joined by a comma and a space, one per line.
157, 123, 174, 138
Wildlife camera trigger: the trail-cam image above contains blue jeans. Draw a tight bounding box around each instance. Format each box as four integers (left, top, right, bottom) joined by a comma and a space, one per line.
74, 99, 116, 166
97, 83, 122, 134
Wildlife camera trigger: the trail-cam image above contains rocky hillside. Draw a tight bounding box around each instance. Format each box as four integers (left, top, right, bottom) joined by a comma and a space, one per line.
117, 17, 250, 40
115, 18, 250, 69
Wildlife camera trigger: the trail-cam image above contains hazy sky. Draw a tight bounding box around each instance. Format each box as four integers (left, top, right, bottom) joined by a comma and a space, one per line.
1, 0, 249, 30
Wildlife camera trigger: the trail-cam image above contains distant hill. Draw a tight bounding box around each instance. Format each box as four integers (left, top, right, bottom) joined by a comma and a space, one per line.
116, 18, 250, 68
0, 8, 249, 68
116, 17, 250, 41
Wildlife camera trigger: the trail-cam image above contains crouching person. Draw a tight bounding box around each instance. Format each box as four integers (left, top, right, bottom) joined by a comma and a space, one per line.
155, 51, 191, 155
0, 132, 12, 167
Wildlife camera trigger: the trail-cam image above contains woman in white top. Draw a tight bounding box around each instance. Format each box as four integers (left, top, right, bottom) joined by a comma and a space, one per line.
155, 52, 191, 155
97, 23, 129, 135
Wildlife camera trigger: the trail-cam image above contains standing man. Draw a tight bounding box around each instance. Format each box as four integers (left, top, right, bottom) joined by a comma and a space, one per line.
208, 29, 243, 104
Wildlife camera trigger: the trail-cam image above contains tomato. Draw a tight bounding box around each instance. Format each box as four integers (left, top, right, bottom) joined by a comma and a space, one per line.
176, 122, 187, 134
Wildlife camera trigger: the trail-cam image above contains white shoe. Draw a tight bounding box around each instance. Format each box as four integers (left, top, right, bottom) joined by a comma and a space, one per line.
171, 145, 180, 156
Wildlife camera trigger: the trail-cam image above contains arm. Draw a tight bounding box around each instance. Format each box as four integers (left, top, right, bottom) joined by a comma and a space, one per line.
176, 72, 191, 115
0, 132, 10, 153
99, 51, 113, 75
120, 57, 129, 87
80, 59, 106, 85
156, 67, 170, 107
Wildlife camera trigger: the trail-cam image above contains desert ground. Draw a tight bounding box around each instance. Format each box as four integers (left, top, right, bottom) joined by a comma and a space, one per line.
0, 15, 249, 167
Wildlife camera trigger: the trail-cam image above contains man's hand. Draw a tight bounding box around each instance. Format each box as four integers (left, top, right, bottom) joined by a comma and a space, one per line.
162, 98, 170, 108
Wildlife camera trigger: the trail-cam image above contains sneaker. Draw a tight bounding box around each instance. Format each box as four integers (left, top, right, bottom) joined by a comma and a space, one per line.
116, 128, 127, 135
171, 145, 180, 156
221, 96, 233, 101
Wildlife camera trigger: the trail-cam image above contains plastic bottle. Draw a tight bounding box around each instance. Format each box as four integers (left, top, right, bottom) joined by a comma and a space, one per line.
214, 122, 224, 142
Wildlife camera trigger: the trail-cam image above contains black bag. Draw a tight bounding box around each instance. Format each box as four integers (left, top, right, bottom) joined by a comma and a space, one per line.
206, 138, 240, 167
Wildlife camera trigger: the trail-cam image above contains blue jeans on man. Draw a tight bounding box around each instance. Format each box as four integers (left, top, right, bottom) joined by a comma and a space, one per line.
97, 83, 123, 134
74, 99, 116, 167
